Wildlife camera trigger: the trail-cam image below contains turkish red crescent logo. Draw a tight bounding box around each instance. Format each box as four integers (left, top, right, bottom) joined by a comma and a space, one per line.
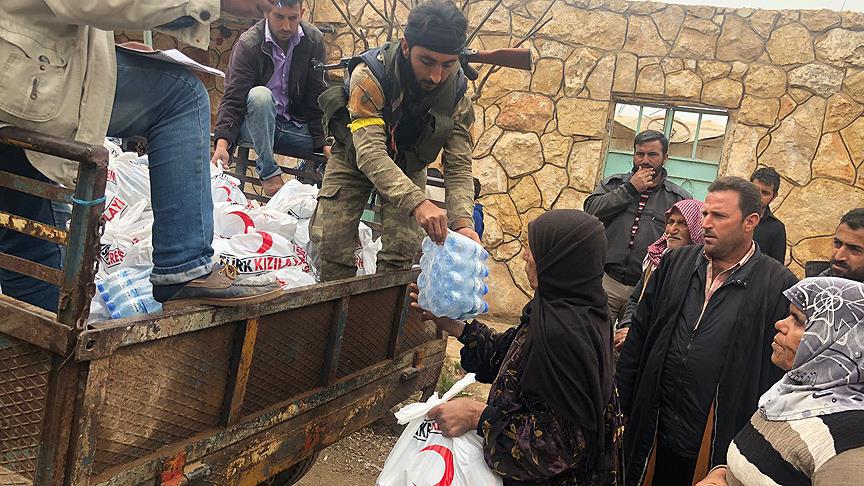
256, 231, 274, 254
229, 211, 255, 234
413, 445, 455, 486
218, 185, 237, 203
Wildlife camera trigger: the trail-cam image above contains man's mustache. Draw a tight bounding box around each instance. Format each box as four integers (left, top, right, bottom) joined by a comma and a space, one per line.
831, 259, 849, 270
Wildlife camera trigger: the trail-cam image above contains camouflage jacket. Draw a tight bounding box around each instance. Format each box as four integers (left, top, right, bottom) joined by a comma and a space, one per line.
346, 63, 475, 230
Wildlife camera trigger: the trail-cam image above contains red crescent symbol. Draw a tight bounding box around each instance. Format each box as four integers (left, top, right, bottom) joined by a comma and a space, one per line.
256, 231, 274, 254
413, 445, 455, 486
228, 211, 255, 234
218, 185, 234, 202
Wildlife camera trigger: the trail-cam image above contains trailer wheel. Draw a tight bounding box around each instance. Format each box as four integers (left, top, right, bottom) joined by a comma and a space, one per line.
258, 452, 319, 486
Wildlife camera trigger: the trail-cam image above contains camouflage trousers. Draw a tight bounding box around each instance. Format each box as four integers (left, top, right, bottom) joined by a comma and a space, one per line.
309, 148, 426, 281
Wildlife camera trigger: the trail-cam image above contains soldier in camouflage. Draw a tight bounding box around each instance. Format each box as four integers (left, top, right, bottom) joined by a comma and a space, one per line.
310, 0, 479, 281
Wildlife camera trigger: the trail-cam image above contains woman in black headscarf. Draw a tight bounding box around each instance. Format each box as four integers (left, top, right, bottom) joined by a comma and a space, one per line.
414, 209, 623, 485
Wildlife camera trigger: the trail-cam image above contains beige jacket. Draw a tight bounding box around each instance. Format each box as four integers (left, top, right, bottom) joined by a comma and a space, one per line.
0, 0, 219, 187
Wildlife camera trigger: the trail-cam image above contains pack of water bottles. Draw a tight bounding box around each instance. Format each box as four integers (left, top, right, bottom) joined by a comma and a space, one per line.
94, 266, 162, 320
417, 231, 489, 321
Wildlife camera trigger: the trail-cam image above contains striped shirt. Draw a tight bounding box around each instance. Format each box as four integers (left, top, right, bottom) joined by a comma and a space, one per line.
726, 410, 864, 485
628, 192, 651, 250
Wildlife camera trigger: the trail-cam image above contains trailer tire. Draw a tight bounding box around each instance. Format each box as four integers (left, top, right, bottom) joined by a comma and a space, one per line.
258, 452, 319, 486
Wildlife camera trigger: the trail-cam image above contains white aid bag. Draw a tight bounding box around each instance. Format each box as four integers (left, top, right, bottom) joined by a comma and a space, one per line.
210, 164, 249, 206
103, 152, 151, 223
377, 374, 502, 486
266, 179, 318, 218
98, 201, 154, 277
212, 230, 316, 289
355, 223, 381, 276
214, 202, 299, 240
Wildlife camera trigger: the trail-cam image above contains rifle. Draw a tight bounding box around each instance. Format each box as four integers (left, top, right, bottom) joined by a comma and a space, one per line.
312, 47, 533, 80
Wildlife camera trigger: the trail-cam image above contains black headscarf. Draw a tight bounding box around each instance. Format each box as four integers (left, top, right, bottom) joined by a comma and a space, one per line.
520, 210, 613, 458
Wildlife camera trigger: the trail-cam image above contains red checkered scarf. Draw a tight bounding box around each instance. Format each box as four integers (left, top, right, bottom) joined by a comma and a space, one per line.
645, 199, 705, 269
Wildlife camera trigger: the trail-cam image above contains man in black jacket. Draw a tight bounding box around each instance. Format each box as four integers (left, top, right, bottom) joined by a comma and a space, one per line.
750, 167, 787, 263
617, 176, 797, 486
211, 0, 328, 196
819, 208, 864, 281
584, 130, 691, 326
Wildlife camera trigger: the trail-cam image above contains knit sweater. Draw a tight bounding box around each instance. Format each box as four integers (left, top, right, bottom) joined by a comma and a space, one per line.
726, 410, 864, 485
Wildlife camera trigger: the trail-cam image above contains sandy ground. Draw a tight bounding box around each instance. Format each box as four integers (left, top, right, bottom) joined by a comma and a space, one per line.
294, 319, 513, 486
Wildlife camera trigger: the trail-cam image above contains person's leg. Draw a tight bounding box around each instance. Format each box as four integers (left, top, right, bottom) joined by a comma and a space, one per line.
273, 120, 315, 153
651, 444, 697, 486
0, 146, 62, 312
237, 86, 283, 182
309, 148, 371, 281
108, 49, 214, 288
377, 169, 426, 273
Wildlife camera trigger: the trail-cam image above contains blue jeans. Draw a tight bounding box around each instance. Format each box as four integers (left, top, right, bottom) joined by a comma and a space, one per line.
0, 50, 215, 311
0, 146, 69, 312
238, 86, 314, 181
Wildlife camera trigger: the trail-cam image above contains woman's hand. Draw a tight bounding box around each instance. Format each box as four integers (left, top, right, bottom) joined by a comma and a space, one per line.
695, 466, 728, 486
614, 327, 630, 351
408, 283, 466, 338
428, 398, 487, 438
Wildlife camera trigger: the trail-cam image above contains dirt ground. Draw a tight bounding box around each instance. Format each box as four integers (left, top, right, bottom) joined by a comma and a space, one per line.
295, 319, 512, 486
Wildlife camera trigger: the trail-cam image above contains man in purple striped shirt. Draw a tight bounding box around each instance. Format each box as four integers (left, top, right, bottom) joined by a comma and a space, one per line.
213, 0, 329, 196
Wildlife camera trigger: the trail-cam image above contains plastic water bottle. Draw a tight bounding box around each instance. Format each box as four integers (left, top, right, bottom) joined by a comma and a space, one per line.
417, 230, 490, 320
95, 267, 162, 319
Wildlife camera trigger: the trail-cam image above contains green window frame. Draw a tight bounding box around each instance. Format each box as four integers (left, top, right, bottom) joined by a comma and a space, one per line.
602, 102, 729, 201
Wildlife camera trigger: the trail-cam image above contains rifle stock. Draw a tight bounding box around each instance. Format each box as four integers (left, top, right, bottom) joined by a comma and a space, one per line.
462, 48, 533, 71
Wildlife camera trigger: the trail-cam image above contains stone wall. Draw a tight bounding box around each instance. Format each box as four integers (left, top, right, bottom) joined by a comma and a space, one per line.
122, 0, 864, 318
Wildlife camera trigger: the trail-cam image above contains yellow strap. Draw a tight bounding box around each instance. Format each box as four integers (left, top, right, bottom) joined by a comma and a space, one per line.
348, 117, 385, 132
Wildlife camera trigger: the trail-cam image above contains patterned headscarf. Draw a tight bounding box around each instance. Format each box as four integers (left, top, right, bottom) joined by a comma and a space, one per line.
645, 199, 705, 269
759, 277, 864, 421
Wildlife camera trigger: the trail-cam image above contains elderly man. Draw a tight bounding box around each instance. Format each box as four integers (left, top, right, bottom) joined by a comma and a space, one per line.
584, 130, 691, 326
617, 176, 797, 486
820, 208, 864, 282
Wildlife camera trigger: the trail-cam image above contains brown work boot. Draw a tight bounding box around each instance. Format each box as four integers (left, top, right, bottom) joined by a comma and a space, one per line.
261, 174, 285, 196
155, 263, 283, 310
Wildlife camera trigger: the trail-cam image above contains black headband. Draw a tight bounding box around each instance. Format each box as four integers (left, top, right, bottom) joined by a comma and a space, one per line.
403, 23, 466, 55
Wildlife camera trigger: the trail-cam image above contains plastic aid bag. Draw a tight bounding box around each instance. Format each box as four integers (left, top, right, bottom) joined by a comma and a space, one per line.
417, 230, 490, 320
355, 223, 381, 276
377, 373, 502, 486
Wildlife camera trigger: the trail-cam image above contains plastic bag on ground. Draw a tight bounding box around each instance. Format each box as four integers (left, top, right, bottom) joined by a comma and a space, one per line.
377, 373, 502, 486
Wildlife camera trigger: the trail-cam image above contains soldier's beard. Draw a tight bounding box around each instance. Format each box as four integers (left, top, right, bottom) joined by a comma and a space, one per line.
399, 52, 425, 95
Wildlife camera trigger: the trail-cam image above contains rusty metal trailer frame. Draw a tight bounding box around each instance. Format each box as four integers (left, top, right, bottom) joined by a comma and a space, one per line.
0, 128, 445, 485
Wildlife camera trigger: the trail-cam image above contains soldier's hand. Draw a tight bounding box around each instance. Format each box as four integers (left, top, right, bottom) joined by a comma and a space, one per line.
630, 166, 655, 193
221, 0, 275, 19
414, 200, 448, 245
456, 227, 482, 245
